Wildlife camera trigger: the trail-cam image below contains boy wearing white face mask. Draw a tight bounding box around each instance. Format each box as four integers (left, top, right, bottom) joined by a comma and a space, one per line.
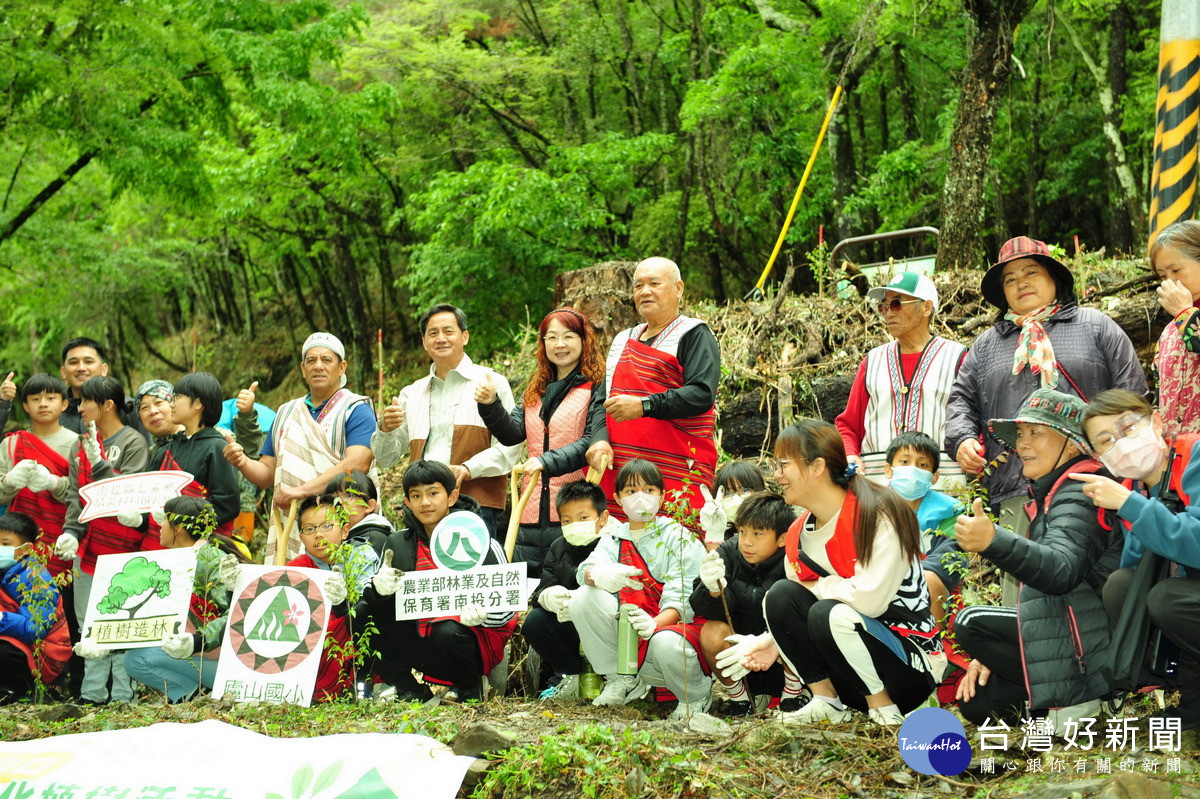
526, 481, 614, 700
883, 432, 968, 625
573, 459, 706, 710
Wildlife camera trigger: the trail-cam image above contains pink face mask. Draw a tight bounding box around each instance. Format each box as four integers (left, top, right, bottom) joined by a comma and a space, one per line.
619, 491, 662, 523
1099, 426, 1166, 481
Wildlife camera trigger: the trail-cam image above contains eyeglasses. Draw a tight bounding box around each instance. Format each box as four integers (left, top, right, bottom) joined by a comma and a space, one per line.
769, 458, 792, 474
1089, 414, 1151, 455
299, 521, 337, 537
543, 333, 580, 345
875, 298, 924, 314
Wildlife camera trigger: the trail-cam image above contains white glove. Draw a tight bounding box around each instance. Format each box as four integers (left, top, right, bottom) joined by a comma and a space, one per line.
218, 552, 241, 592
83, 422, 102, 465
371, 550, 403, 597
116, 509, 143, 528
2, 459, 38, 490
625, 605, 657, 640
324, 572, 348, 606
26, 464, 58, 493
700, 549, 727, 592
54, 533, 79, 561
150, 505, 167, 527
715, 633, 771, 682
556, 592, 575, 623
162, 633, 196, 660
459, 604, 487, 626
588, 562, 643, 593
539, 584, 571, 614
74, 639, 105, 660
699, 485, 728, 544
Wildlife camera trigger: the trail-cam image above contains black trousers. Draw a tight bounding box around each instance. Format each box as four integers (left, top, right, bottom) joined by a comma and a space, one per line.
764, 580, 936, 713
1104, 568, 1200, 702
0, 641, 34, 696
369, 613, 483, 690
522, 607, 582, 675
954, 605, 1027, 725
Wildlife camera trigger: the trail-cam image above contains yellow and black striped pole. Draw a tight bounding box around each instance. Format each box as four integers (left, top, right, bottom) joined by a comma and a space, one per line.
1149, 0, 1200, 245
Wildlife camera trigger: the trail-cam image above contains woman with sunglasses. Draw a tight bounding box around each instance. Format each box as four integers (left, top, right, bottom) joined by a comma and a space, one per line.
475, 307, 606, 576
944, 237, 1145, 602
835, 271, 967, 487
1072, 388, 1200, 729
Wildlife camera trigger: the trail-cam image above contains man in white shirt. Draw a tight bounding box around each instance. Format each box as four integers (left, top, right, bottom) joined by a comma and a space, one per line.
373, 304, 521, 536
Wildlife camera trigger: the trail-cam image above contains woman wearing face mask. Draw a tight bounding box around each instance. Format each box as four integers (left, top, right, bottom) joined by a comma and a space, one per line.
476, 307, 606, 577
1073, 389, 1200, 729
572, 459, 706, 715
952, 389, 1123, 727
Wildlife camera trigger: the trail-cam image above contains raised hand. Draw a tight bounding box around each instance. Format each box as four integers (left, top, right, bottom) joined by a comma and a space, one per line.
0, 373, 14, 402
372, 550, 404, 596
954, 498, 996, 553
236, 381, 259, 415
379, 395, 405, 433
82, 422, 102, 465
474, 374, 497, 405
699, 484, 728, 545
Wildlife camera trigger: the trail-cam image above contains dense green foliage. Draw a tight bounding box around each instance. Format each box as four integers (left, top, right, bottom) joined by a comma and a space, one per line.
0, 0, 1162, 390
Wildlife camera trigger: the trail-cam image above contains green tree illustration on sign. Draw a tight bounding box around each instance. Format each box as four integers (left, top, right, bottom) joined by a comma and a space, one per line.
96, 556, 173, 619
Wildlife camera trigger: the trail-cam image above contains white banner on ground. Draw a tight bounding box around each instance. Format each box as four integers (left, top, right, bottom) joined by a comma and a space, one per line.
82, 548, 196, 650
0, 719, 475, 798
77, 470, 194, 523
213, 565, 334, 708
394, 562, 530, 620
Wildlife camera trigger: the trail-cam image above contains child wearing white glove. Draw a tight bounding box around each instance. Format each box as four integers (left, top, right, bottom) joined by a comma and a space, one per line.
698, 461, 767, 549
524, 482, 611, 700
124, 497, 240, 703
573, 460, 705, 717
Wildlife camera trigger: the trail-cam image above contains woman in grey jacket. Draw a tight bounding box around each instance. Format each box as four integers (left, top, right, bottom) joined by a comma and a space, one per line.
953, 389, 1123, 726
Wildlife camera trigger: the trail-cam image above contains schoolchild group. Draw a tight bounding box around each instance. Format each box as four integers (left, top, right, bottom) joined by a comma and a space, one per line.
2, 224, 1200, 737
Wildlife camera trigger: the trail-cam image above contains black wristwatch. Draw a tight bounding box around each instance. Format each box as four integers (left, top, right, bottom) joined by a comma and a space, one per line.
641, 397, 653, 417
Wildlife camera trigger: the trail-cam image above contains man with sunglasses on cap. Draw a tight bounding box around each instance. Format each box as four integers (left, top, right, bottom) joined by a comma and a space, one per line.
835, 271, 968, 488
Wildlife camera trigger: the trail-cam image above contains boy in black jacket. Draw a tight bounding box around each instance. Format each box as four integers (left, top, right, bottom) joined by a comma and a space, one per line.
363, 461, 516, 702
525, 480, 613, 700
692, 492, 794, 716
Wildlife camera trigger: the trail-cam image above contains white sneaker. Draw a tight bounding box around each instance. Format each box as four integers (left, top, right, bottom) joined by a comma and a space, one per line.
869, 706, 905, 727
778, 697, 853, 725
540, 674, 580, 701
668, 693, 713, 720
593, 674, 649, 706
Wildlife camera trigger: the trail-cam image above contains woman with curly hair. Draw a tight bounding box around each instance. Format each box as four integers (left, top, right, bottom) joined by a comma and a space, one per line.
475, 307, 606, 574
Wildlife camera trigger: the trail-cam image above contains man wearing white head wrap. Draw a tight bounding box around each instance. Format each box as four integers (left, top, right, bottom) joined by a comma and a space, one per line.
224, 332, 377, 561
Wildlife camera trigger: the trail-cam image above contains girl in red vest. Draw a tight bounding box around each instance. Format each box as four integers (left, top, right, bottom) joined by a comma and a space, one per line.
718, 419, 943, 727
476, 307, 606, 576
1075, 388, 1200, 729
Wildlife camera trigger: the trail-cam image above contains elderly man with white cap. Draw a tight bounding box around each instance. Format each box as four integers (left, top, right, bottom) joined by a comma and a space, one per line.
834, 271, 968, 488
225, 332, 377, 558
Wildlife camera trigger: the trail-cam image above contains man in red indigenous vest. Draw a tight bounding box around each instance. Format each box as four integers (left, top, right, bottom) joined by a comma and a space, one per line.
372, 305, 521, 539
0, 375, 77, 580
585, 258, 721, 520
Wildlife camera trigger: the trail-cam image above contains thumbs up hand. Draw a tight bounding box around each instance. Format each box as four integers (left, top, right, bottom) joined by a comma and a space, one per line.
236, 381, 259, 415
372, 549, 404, 596
379, 396, 405, 433
954, 498, 997, 553
474, 374, 497, 405
0, 373, 14, 402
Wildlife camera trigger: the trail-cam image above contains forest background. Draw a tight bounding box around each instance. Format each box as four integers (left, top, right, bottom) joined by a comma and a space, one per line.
0, 0, 1161, 405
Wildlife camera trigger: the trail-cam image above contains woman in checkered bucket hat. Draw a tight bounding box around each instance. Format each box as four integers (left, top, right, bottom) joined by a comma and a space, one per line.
943, 237, 1146, 602
950, 387, 1124, 728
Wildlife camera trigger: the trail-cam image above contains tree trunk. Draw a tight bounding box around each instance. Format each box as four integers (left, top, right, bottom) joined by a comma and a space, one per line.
937, 0, 1033, 269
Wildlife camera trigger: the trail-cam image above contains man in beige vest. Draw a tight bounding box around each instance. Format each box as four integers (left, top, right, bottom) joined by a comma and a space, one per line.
373, 304, 520, 537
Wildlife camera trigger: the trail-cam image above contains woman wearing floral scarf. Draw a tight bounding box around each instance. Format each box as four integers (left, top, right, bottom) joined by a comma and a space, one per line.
943, 237, 1147, 603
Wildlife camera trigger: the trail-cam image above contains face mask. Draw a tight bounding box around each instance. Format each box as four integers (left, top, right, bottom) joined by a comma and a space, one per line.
0, 546, 16, 570
619, 491, 662, 523
889, 465, 933, 501
561, 520, 601, 547
719, 492, 746, 522
1099, 427, 1166, 481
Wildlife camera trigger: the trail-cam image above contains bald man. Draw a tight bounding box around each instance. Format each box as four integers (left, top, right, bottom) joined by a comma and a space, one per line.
585, 257, 721, 519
